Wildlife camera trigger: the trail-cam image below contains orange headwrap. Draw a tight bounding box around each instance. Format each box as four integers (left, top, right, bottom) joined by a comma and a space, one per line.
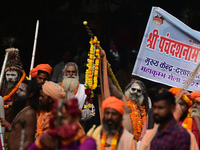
190, 90, 200, 102
102, 96, 125, 115
43, 81, 66, 101
30, 64, 52, 78
169, 87, 192, 107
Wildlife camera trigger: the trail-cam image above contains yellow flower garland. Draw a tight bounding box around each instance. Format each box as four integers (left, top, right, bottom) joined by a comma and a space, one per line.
85, 36, 100, 90
100, 130, 119, 150
182, 113, 193, 131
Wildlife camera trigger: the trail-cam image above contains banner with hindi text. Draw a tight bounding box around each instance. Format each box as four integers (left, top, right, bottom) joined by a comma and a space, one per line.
132, 7, 200, 91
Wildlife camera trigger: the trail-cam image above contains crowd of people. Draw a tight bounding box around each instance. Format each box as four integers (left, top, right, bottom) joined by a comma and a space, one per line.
0, 45, 200, 150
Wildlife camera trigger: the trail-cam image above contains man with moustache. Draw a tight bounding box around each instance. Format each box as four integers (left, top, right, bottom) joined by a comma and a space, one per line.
140, 91, 191, 150
36, 81, 66, 137
29, 64, 52, 88
0, 80, 40, 150
61, 62, 92, 121
108, 79, 151, 141
88, 96, 136, 150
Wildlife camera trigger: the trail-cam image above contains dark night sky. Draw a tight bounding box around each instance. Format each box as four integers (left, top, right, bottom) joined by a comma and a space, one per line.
0, 0, 200, 76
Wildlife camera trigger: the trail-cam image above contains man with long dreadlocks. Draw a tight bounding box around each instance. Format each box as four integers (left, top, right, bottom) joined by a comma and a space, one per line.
108, 78, 151, 141
122, 80, 151, 140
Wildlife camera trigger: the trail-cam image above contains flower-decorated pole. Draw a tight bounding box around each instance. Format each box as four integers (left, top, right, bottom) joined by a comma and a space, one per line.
83, 21, 122, 122
83, 21, 101, 116
83, 21, 94, 38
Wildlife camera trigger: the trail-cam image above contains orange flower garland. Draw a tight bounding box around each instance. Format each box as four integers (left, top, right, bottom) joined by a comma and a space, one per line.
100, 131, 119, 150
85, 36, 100, 90
3, 71, 26, 101
182, 113, 193, 131
126, 97, 146, 141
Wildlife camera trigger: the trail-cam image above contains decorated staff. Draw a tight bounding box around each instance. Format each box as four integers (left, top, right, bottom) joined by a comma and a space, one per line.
83, 21, 122, 122
56, 100, 66, 150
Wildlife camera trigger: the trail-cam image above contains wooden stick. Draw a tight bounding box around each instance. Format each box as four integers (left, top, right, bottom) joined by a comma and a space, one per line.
29, 20, 39, 80
0, 51, 9, 89
175, 62, 200, 103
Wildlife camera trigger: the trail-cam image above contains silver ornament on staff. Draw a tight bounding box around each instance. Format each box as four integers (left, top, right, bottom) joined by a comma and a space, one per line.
56, 100, 66, 150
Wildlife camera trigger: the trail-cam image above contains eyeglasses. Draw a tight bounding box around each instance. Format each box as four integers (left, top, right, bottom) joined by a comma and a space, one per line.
131, 88, 142, 93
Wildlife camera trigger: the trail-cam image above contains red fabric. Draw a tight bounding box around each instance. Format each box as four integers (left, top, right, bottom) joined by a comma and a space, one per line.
179, 118, 200, 149
52, 98, 81, 117
192, 117, 200, 148
48, 117, 80, 139
102, 96, 125, 115
29, 64, 52, 78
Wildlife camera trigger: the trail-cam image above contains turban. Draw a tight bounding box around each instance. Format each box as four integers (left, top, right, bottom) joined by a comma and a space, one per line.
169, 87, 192, 107
43, 81, 66, 101
30, 64, 52, 78
102, 96, 125, 115
190, 90, 200, 102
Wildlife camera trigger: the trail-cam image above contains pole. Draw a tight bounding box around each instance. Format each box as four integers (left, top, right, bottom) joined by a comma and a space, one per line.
0, 51, 9, 89
0, 122, 4, 150
56, 100, 65, 150
29, 20, 39, 80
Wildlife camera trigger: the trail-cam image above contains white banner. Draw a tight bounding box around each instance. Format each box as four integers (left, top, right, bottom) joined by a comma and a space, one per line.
132, 7, 200, 91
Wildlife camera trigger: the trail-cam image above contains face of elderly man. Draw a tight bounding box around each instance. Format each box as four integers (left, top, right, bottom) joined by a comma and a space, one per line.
5, 70, 18, 83
125, 82, 144, 106
191, 100, 200, 117
65, 65, 77, 77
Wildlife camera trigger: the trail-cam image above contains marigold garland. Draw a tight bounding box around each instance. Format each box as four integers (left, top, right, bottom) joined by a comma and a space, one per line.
182, 113, 193, 131
85, 36, 100, 90
3, 71, 26, 102
107, 61, 122, 92
126, 96, 146, 141
100, 130, 119, 150
84, 36, 100, 114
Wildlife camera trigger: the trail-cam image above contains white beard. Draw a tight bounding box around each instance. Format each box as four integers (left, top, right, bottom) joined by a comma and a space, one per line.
63, 75, 79, 92
125, 90, 144, 106
191, 108, 200, 117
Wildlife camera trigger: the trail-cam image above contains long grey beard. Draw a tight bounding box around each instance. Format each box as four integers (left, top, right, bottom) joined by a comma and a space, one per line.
63, 75, 79, 92
125, 91, 144, 106
191, 108, 200, 117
